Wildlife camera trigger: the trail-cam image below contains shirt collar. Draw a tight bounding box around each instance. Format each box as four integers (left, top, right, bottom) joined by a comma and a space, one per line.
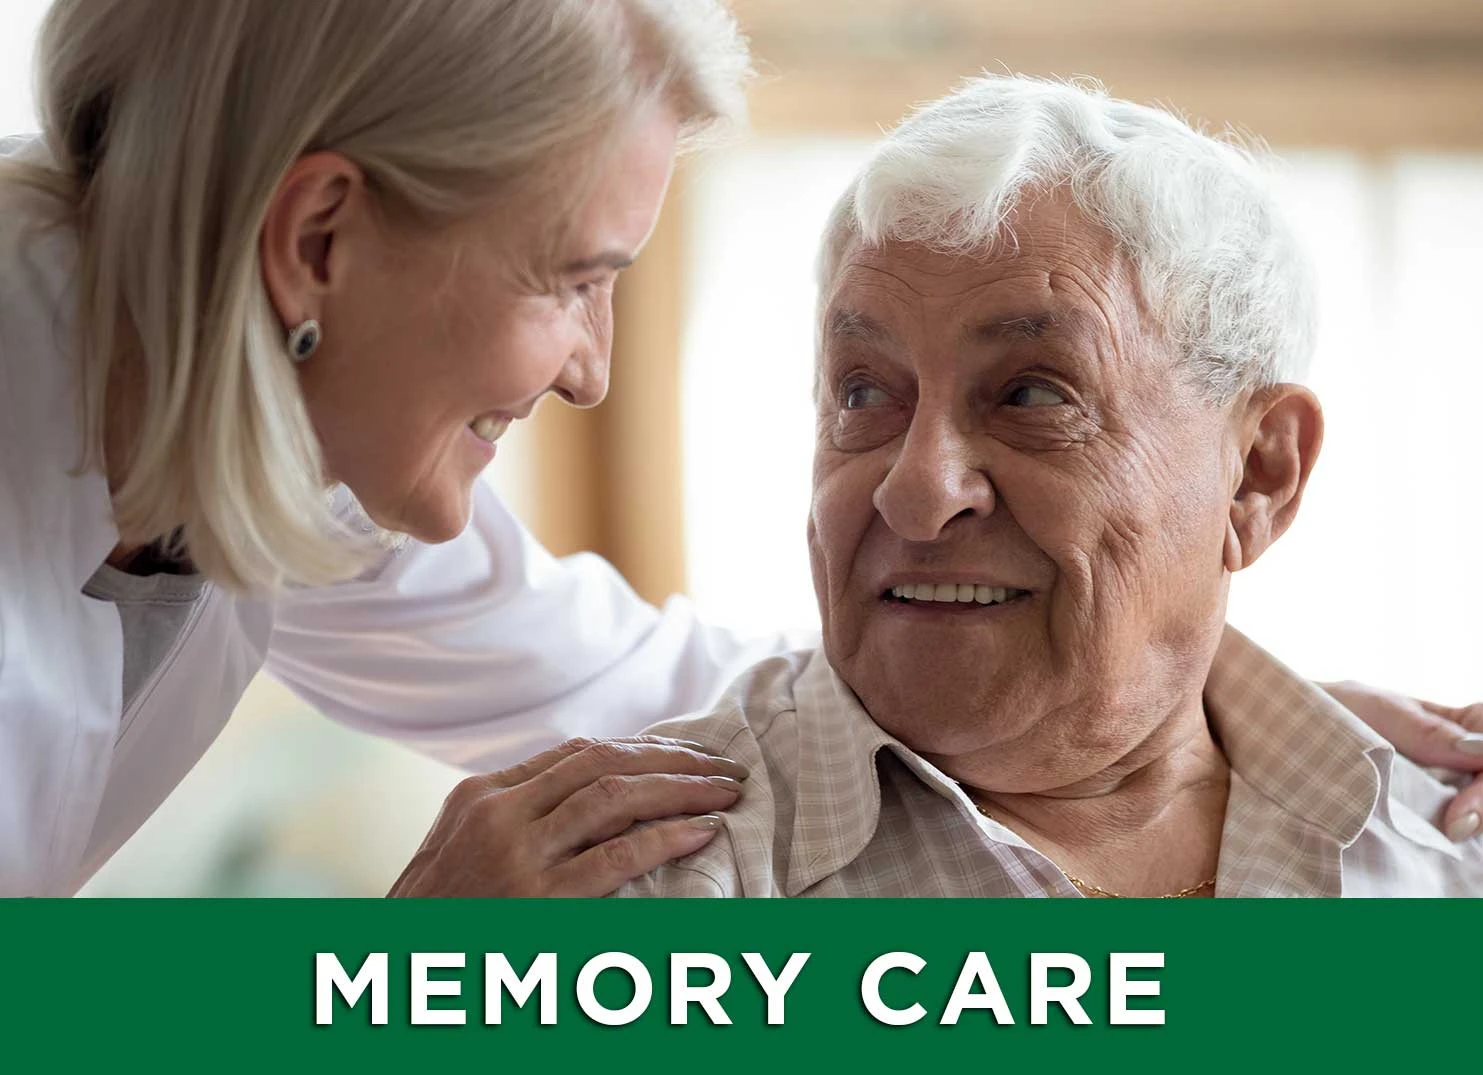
781, 626, 1453, 897
1204, 626, 1384, 848
1208, 626, 1460, 862
782, 651, 939, 896
783, 649, 1025, 895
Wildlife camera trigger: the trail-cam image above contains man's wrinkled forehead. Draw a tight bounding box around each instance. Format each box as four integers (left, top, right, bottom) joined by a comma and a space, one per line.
824, 303, 1096, 354
817, 224, 1144, 365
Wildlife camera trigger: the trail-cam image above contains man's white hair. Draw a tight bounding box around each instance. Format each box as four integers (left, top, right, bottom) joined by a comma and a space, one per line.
818, 74, 1317, 401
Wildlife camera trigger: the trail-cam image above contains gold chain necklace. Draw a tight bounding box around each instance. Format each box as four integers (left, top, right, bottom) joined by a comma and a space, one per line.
966, 793, 1216, 899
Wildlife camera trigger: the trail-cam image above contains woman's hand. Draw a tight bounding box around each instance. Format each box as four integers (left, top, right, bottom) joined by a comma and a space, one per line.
1323, 681, 1483, 841
387, 736, 747, 897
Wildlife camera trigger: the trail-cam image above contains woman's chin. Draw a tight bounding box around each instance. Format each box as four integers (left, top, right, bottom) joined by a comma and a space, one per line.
362, 491, 474, 547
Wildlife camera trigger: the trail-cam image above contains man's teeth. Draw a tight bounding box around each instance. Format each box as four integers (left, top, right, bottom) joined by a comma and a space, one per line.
888, 583, 1024, 605
469, 416, 511, 444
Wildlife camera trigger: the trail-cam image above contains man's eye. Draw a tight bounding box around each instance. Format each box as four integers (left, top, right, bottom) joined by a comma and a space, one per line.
844, 384, 889, 409
1005, 383, 1066, 407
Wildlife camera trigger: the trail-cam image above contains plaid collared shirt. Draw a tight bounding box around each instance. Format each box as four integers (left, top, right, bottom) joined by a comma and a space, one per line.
616, 627, 1482, 897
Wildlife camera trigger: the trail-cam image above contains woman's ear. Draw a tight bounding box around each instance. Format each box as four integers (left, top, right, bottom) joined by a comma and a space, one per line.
259, 152, 363, 330
1227, 384, 1324, 572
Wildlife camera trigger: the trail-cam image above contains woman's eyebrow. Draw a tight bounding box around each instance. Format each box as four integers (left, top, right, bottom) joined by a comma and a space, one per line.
559, 251, 635, 274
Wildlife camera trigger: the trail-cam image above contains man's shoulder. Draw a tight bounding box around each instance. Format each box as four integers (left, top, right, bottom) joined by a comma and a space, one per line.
617, 650, 826, 899
642, 648, 820, 759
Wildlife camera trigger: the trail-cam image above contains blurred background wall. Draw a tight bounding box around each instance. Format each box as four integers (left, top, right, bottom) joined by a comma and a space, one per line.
3, 0, 1480, 894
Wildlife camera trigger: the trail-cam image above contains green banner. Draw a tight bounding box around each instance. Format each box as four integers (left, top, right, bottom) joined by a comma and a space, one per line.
0, 900, 1471, 1071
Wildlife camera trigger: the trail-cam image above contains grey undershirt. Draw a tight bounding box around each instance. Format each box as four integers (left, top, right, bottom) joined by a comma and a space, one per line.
81, 564, 208, 711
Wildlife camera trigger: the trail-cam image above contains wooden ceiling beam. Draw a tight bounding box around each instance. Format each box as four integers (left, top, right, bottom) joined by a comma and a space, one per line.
728, 0, 1483, 148
743, 53, 1483, 150
731, 0, 1483, 47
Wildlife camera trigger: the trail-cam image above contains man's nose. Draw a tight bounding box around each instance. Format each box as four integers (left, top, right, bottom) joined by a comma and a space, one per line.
873, 416, 995, 541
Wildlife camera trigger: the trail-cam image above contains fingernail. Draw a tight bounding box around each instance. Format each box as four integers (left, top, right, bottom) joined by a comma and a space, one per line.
687, 814, 723, 830
707, 755, 751, 780
1445, 811, 1481, 842
1455, 734, 1483, 756
707, 775, 744, 793
674, 740, 710, 751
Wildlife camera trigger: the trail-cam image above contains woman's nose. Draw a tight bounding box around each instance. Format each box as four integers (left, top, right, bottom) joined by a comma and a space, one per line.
872, 418, 995, 542
551, 337, 611, 409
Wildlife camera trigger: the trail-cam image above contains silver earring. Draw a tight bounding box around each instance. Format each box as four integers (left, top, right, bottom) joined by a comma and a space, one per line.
287, 319, 322, 363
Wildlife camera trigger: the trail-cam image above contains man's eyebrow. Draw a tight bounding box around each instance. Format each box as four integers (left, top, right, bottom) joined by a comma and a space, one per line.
559, 251, 635, 274
967, 312, 1061, 343
825, 308, 894, 346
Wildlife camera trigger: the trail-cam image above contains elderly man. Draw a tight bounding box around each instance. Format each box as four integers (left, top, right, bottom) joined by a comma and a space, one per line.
616, 75, 1483, 898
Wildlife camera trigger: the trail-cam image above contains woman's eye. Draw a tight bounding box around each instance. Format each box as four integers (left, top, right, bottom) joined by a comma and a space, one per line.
1005, 383, 1066, 407
843, 383, 889, 410
565, 276, 610, 303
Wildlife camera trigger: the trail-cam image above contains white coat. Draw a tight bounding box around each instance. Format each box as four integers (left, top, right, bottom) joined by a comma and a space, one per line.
0, 142, 794, 897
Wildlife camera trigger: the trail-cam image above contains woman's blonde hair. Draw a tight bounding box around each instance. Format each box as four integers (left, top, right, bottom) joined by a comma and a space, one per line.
5, 0, 750, 592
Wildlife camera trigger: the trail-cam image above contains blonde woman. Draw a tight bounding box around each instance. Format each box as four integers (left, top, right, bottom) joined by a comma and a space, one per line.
1, 0, 1477, 898
0, 0, 792, 898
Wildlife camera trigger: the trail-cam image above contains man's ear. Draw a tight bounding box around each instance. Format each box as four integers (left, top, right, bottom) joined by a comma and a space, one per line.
1225, 384, 1324, 573
259, 152, 363, 331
